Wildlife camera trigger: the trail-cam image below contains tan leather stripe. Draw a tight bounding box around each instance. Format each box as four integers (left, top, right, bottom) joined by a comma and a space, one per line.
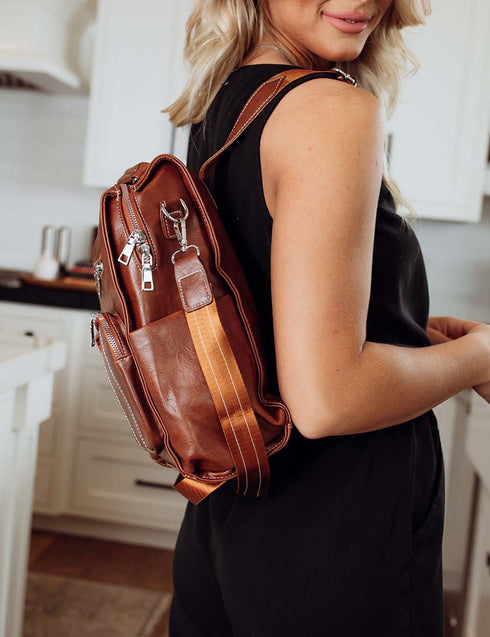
202, 302, 270, 497
185, 297, 270, 497
173, 473, 228, 505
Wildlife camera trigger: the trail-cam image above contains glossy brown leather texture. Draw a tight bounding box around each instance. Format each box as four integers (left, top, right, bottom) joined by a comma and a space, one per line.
90, 67, 356, 504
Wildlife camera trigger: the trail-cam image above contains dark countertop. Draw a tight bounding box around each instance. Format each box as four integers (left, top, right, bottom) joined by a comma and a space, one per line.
0, 269, 100, 311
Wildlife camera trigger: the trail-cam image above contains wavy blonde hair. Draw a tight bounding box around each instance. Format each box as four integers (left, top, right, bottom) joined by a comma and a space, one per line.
164, 0, 432, 221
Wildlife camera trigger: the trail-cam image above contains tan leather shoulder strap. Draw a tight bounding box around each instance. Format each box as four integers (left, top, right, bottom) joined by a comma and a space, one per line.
198, 67, 357, 181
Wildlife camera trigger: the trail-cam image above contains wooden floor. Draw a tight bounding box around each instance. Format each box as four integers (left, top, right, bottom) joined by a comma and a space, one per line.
27, 530, 174, 637
28, 529, 453, 636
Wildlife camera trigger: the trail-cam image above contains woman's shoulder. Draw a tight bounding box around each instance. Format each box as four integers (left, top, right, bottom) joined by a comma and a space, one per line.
268, 73, 382, 127
258, 72, 387, 222
261, 75, 385, 164
228, 65, 385, 150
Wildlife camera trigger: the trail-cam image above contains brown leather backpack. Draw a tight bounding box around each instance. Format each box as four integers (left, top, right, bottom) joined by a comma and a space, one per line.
90, 67, 357, 505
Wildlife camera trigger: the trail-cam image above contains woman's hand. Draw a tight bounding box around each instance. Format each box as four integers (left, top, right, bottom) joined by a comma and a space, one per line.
466, 323, 490, 404
426, 315, 483, 344
427, 317, 490, 403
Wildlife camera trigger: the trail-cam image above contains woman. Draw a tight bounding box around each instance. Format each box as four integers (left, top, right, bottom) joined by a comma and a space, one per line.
164, 1, 490, 635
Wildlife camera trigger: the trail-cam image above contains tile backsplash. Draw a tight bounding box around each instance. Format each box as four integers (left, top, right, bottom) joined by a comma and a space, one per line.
0, 89, 102, 271
0, 87, 489, 324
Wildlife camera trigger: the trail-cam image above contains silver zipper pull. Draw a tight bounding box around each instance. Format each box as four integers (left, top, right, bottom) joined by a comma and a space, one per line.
118, 229, 145, 265
93, 261, 104, 296
90, 312, 100, 347
173, 217, 188, 251
138, 243, 154, 291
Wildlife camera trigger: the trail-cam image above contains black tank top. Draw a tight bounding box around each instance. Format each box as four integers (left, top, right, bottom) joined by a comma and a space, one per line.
187, 63, 432, 398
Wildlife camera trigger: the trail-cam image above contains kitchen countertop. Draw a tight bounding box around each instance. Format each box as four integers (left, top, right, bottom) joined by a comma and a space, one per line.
0, 268, 99, 311
0, 330, 67, 394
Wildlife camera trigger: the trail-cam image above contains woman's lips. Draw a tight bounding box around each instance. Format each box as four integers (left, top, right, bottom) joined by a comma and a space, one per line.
321, 13, 370, 34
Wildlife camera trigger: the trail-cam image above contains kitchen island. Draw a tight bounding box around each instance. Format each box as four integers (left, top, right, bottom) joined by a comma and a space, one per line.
0, 330, 67, 637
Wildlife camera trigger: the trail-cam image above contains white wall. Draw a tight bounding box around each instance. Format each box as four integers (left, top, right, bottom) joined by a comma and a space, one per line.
0, 88, 103, 271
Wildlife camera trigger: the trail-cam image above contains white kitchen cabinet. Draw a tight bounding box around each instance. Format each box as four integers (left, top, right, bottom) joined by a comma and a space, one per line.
388, 0, 490, 222
434, 392, 475, 588
0, 303, 76, 514
462, 481, 490, 637
463, 391, 490, 636
83, 0, 193, 188
72, 440, 185, 530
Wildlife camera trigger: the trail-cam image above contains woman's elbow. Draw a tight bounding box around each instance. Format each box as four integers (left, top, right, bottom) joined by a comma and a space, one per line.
286, 400, 344, 439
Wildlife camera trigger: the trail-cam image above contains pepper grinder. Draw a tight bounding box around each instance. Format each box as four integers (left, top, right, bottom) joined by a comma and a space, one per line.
33, 224, 59, 280
55, 226, 71, 276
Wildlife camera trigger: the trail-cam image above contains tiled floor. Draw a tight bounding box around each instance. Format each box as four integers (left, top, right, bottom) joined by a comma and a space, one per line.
27, 530, 174, 637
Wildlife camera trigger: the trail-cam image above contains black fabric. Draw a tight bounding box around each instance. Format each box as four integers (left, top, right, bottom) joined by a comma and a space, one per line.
169, 64, 445, 637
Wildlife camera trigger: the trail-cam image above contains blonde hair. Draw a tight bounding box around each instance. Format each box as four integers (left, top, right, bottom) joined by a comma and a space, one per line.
163, 0, 432, 222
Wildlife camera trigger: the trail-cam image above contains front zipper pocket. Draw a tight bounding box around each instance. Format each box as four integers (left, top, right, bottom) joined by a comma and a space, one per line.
90, 311, 159, 453
116, 182, 155, 291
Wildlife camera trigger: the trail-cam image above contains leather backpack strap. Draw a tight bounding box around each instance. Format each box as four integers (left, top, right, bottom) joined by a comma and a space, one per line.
199, 67, 357, 181
172, 248, 271, 503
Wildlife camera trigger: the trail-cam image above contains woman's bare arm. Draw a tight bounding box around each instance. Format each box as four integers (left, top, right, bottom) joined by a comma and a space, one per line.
261, 78, 490, 439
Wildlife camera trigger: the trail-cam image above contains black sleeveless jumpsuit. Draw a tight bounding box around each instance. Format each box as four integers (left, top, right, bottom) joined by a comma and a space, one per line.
169, 64, 445, 637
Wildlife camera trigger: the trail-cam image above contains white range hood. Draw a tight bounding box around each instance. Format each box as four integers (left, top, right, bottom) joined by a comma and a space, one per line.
0, 0, 93, 93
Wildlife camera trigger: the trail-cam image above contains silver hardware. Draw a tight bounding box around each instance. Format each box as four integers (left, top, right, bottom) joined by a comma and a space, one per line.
161, 199, 189, 223
138, 242, 154, 291
117, 184, 155, 291
93, 261, 104, 296
161, 199, 190, 253
117, 229, 146, 265
174, 217, 188, 250
90, 311, 100, 347
171, 244, 200, 265
330, 67, 358, 87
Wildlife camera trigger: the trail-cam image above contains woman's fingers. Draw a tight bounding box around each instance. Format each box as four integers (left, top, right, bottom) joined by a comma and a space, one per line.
426, 326, 451, 345
427, 316, 484, 340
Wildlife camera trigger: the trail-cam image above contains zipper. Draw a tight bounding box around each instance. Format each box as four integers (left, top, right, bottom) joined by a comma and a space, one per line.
117, 182, 154, 291
90, 312, 98, 347
90, 311, 126, 359
138, 242, 154, 291
93, 260, 104, 296
117, 229, 145, 265
100, 316, 124, 358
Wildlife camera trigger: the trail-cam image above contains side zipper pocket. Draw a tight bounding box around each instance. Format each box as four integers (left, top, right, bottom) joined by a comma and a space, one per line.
90, 311, 154, 452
